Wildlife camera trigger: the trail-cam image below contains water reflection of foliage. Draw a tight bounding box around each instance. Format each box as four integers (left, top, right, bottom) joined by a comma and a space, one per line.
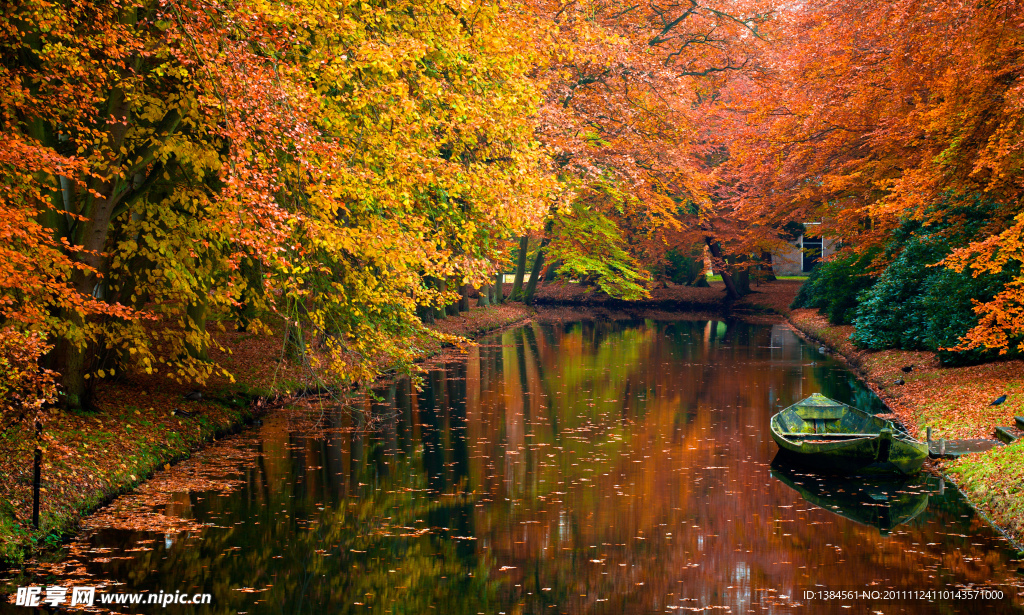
40, 423, 504, 614
24, 319, 1024, 614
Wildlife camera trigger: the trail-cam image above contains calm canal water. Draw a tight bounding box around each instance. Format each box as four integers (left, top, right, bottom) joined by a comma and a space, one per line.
8, 317, 1024, 613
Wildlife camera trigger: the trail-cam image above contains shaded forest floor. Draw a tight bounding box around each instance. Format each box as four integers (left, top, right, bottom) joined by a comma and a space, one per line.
0, 303, 533, 566
740, 280, 1024, 547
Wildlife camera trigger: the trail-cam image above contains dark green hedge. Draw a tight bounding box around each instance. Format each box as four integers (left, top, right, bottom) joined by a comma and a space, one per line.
850, 235, 1014, 365
790, 249, 878, 325
791, 194, 1018, 365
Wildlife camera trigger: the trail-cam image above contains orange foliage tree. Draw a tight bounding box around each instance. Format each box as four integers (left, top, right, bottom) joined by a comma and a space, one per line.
720, 0, 1024, 348
509, 0, 776, 300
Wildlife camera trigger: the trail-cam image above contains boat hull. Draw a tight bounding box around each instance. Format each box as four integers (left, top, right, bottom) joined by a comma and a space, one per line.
770, 431, 927, 475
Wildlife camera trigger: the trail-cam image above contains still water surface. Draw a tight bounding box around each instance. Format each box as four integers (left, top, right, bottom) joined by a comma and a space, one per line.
13, 318, 1024, 613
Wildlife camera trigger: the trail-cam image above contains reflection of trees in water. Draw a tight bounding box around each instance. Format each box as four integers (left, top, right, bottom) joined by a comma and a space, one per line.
36, 320, 1023, 614
75, 403, 497, 614
462, 320, 1021, 613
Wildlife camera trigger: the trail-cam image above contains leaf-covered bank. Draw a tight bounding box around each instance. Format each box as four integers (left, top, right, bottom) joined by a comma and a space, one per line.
743, 281, 1024, 546
0, 303, 533, 566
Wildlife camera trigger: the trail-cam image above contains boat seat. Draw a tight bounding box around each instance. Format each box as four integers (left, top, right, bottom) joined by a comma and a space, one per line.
794, 406, 845, 420
782, 433, 876, 439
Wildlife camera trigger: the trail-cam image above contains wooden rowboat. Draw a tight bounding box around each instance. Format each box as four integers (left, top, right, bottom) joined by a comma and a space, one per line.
770, 393, 928, 475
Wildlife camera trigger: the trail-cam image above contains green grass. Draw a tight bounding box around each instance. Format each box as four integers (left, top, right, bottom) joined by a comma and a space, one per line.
947, 440, 1024, 545
703, 274, 807, 282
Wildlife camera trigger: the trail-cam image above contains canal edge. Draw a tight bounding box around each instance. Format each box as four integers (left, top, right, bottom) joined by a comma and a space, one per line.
779, 313, 1024, 555
0, 303, 537, 570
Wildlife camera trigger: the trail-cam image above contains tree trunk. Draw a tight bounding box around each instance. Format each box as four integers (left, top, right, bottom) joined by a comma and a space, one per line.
478, 284, 490, 307
733, 264, 751, 295
437, 278, 450, 318
510, 236, 529, 301
494, 271, 505, 304
459, 283, 471, 312
434, 276, 446, 319
704, 237, 742, 300
54, 108, 182, 408
58, 328, 92, 411
523, 237, 550, 304
447, 279, 461, 316
759, 251, 778, 282
417, 276, 434, 323
418, 304, 435, 324
185, 294, 210, 361
284, 297, 306, 364
543, 259, 561, 284
236, 255, 263, 331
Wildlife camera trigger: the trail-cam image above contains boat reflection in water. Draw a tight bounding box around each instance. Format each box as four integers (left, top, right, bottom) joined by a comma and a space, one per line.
770, 455, 931, 534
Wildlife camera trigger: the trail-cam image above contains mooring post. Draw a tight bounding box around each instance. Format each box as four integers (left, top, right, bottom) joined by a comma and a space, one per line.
939, 438, 946, 457
939, 478, 945, 495
32, 420, 42, 530
926, 426, 932, 444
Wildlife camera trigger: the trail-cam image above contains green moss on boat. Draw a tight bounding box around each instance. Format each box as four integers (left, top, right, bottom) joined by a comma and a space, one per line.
770, 393, 928, 475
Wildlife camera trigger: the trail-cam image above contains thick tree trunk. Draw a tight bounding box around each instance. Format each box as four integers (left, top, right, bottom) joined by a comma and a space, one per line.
447, 279, 461, 316
53, 104, 182, 409
510, 236, 529, 301
434, 276, 446, 319
459, 283, 471, 312
733, 264, 751, 295
418, 303, 435, 324
437, 278, 450, 318
478, 284, 490, 307
236, 255, 264, 331
58, 328, 92, 411
185, 294, 210, 361
493, 271, 504, 304
543, 259, 561, 284
284, 295, 306, 364
759, 251, 778, 282
523, 237, 551, 305
725, 253, 752, 295
704, 237, 741, 300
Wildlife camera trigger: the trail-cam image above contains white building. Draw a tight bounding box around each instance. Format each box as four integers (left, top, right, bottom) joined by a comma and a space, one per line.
771, 222, 837, 276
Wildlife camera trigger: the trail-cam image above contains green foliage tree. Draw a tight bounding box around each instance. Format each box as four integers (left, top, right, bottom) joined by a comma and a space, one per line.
546, 197, 651, 301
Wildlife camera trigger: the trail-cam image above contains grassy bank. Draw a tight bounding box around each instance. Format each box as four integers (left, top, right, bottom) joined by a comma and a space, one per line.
741, 280, 1024, 546
0, 303, 533, 565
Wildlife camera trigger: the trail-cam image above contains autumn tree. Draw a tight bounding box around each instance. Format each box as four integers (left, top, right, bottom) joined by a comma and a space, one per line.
0, 0, 554, 410
512, 0, 775, 299
720, 0, 1024, 350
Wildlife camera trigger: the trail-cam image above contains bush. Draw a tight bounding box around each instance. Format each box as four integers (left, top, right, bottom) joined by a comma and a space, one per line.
793, 193, 1018, 365
789, 261, 822, 308
850, 237, 946, 349
790, 249, 878, 325
663, 246, 705, 285
850, 235, 1015, 365
921, 267, 1016, 365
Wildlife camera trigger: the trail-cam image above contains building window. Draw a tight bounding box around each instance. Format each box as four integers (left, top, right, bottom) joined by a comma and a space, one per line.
801, 235, 823, 272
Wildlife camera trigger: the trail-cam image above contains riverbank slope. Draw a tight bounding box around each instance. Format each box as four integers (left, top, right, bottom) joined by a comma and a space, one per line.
0, 303, 534, 565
